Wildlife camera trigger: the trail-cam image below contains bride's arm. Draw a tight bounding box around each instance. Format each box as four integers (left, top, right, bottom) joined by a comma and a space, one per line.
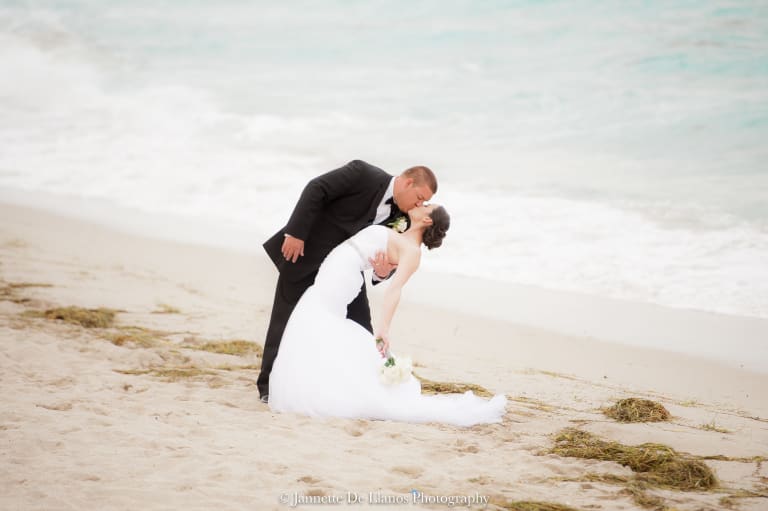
375, 247, 419, 356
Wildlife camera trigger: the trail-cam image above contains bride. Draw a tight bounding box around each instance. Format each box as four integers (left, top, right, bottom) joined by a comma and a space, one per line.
268, 204, 507, 427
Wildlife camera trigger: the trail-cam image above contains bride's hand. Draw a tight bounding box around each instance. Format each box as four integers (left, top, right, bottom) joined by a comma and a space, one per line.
375, 334, 390, 357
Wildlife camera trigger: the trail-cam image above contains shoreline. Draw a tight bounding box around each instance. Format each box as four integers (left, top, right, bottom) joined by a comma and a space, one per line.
3, 192, 766, 374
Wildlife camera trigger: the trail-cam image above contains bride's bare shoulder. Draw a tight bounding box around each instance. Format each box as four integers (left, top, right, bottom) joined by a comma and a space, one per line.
385, 230, 420, 265
396, 233, 422, 256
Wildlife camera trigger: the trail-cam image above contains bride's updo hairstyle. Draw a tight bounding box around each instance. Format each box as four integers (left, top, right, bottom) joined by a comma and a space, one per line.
423, 206, 450, 250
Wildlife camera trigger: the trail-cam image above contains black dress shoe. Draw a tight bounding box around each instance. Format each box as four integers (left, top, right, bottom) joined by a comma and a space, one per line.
259, 394, 269, 404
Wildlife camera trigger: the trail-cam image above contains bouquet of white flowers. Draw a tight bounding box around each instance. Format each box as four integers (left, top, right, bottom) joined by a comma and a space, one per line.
375, 337, 413, 385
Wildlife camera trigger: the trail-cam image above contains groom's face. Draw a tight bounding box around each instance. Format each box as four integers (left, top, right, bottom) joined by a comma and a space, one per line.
394, 179, 433, 212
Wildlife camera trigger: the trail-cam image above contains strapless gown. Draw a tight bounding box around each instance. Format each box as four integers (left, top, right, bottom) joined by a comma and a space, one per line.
269, 225, 507, 426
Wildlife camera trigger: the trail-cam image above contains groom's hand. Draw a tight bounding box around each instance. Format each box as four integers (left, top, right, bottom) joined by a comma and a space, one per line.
370, 251, 397, 279
282, 235, 305, 263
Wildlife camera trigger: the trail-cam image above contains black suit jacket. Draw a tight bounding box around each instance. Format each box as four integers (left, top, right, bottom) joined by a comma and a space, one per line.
263, 160, 392, 282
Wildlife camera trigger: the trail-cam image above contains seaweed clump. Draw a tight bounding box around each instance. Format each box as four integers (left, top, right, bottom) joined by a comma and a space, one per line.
187, 340, 264, 357
104, 326, 168, 348
115, 366, 215, 381
551, 428, 716, 491
414, 373, 493, 398
25, 306, 117, 328
603, 398, 671, 423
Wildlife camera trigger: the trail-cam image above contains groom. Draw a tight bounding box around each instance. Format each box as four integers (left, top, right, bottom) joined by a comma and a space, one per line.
258, 159, 438, 402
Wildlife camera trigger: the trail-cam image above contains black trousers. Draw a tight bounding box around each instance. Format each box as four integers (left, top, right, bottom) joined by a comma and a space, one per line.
257, 271, 373, 398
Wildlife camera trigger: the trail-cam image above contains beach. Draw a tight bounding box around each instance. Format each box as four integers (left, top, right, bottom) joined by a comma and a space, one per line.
1, 201, 766, 511
3, 2, 768, 509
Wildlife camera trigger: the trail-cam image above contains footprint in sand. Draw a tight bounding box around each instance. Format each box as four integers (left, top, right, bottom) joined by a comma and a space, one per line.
271, 464, 290, 475
390, 466, 424, 478
81, 404, 111, 416
454, 439, 480, 454
468, 475, 492, 485
179, 284, 201, 296
49, 376, 77, 388
36, 402, 73, 412
343, 419, 370, 437
297, 476, 322, 485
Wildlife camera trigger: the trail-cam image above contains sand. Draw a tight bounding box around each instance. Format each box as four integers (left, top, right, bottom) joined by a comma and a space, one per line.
1, 202, 766, 511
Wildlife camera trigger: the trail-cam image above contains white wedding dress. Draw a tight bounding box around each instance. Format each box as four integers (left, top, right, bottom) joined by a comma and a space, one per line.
269, 225, 507, 427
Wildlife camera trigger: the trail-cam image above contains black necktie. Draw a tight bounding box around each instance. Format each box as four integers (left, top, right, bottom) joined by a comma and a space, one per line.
379, 197, 400, 226
379, 197, 411, 230
386, 197, 399, 216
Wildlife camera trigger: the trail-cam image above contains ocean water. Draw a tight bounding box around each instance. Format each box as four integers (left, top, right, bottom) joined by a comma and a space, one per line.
1, 1, 767, 318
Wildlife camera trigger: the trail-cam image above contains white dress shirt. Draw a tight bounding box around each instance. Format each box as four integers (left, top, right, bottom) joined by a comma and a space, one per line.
373, 177, 396, 225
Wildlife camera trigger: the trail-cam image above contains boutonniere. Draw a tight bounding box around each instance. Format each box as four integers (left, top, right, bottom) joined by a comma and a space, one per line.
387, 215, 408, 233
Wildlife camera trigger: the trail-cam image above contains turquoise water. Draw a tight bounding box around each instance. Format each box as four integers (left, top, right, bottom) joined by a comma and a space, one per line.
1, 1, 767, 317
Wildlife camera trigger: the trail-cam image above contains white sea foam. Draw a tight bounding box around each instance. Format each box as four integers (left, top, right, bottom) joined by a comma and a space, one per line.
423, 188, 768, 318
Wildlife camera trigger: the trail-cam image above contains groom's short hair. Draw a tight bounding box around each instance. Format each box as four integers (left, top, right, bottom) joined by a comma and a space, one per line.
402, 165, 438, 193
